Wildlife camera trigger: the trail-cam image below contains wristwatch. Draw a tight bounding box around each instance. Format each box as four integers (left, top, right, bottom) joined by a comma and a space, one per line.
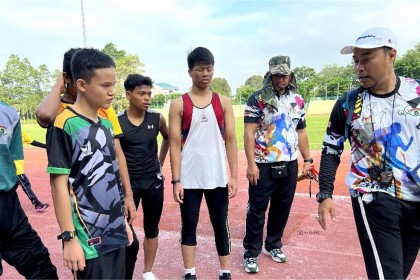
57, 230, 76, 242
171, 179, 181, 185
304, 158, 313, 163
316, 193, 332, 203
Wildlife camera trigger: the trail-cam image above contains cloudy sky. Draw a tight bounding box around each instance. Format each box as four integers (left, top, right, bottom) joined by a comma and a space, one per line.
1, 0, 419, 93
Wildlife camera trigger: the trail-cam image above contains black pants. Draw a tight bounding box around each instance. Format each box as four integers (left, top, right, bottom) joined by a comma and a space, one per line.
180, 187, 231, 256
243, 160, 297, 258
125, 224, 139, 280
16, 173, 41, 206
0, 186, 57, 278
352, 192, 420, 279
77, 247, 125, 279
125, 177, 164, 279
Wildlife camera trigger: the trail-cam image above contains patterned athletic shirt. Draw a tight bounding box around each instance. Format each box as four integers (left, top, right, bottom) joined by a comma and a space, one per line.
320, 77, 420, 201
244, 90, 306, 163
46, 107, 128, 259
59, 99, 123, 137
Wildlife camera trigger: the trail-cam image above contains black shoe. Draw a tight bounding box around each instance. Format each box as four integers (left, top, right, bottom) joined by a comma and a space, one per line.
219, 272, 231, 279
184, 273, 197, 280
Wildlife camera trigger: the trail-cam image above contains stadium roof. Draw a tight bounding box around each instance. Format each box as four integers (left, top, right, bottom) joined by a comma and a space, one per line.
155, 83, 178, 90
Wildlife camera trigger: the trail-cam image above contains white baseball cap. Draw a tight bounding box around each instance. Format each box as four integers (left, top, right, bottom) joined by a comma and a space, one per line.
340, 27, 397, 54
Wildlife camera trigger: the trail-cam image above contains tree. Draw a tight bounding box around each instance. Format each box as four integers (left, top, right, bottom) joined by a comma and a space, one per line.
102, 43, 127, 61
293, 66, 316, 81
395, 42, 420, 78
0, 54, 53, 115
151, 94, 166, 108
314, 64, 355, 99
36, 64, 53, 92
101, 44, 145, 113
235, 84, 254, 104
296, 77, 318, 101
210, 77, 231, 97
245, 75, 263, 89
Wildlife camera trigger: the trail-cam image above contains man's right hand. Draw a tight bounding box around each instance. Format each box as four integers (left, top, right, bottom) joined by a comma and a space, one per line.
246, 163, 259, 186
173, 183, 184, 204
317, 198, 336, 230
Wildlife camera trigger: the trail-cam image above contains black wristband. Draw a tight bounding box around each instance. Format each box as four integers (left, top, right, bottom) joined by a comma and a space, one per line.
304, 158, 313, 163
171, 179, 181, 185
316, 192, 332, 203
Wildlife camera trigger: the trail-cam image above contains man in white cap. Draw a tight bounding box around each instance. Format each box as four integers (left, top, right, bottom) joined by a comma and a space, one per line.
317, 26, 420, 279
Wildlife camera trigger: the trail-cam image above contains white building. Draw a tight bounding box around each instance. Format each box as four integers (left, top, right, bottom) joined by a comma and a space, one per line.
153, 83, 179, 95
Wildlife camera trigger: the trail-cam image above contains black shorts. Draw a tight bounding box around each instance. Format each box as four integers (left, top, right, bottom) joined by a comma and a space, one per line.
76, 247, 125, 279
131, 177, 164, 238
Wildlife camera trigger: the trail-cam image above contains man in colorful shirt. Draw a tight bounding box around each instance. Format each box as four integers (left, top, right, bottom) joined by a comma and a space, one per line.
243, 55, 312, 273
317, 27, 420, 279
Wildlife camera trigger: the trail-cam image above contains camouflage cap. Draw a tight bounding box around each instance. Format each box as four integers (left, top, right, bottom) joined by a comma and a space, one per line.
268, 55, 291, 75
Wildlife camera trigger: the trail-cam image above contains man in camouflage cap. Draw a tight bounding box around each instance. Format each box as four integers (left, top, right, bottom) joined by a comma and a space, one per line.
260, 56, 297, 110
269, 55, 292, 75
242, 55, 312, 274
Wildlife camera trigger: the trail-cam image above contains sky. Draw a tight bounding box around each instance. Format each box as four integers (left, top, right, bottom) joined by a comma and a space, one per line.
1, 0, 419, 93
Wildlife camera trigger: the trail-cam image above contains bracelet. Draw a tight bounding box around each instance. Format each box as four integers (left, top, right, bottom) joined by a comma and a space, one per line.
171, 179, 181, 185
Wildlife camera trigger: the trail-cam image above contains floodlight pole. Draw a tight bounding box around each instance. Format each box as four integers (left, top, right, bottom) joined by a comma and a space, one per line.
80, 0, 87, 47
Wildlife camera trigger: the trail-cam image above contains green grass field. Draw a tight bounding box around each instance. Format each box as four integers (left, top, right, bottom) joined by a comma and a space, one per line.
22, 115, 330, 150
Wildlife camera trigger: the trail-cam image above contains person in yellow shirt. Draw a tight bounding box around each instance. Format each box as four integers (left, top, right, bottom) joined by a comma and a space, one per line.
15, 130, 49, 212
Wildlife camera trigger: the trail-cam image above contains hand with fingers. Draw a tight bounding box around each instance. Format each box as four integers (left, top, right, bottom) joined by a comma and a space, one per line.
246, 162, 259, 186
297, 165, 319, 182
63, 239, 85, 272
317, 198, 336, 230
228, 178, 238, 198
173, 182, 184, 204
125, 196, 137, 225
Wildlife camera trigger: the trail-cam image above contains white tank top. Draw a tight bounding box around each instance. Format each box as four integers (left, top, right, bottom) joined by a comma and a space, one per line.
180, 103, 228, 189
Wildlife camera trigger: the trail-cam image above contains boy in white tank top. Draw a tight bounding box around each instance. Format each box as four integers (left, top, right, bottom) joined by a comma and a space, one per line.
169, 47, 238, 280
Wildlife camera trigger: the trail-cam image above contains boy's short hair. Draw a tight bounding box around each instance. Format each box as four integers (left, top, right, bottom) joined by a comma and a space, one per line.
70, 48, 115, 83
187, 47, 215, 70
63, 48, 82, 82
124, 74, 153, 91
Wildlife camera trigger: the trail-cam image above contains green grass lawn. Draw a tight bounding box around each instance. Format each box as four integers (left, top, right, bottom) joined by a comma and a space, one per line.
22, 115, 331, 150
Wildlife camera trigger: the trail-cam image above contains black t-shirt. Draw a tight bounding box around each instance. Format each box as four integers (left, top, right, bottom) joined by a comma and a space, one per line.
118, 110, 161, 179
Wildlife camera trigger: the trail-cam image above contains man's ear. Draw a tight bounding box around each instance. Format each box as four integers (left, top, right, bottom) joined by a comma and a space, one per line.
389, 48, 397, 63
63, 72, 72, 84
126, 91, 131, 100
188, 69, 192, 77
76, 79, 87, 94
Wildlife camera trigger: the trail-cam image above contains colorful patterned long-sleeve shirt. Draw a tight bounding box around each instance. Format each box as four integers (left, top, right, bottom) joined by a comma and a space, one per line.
319, 77, 420, 201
